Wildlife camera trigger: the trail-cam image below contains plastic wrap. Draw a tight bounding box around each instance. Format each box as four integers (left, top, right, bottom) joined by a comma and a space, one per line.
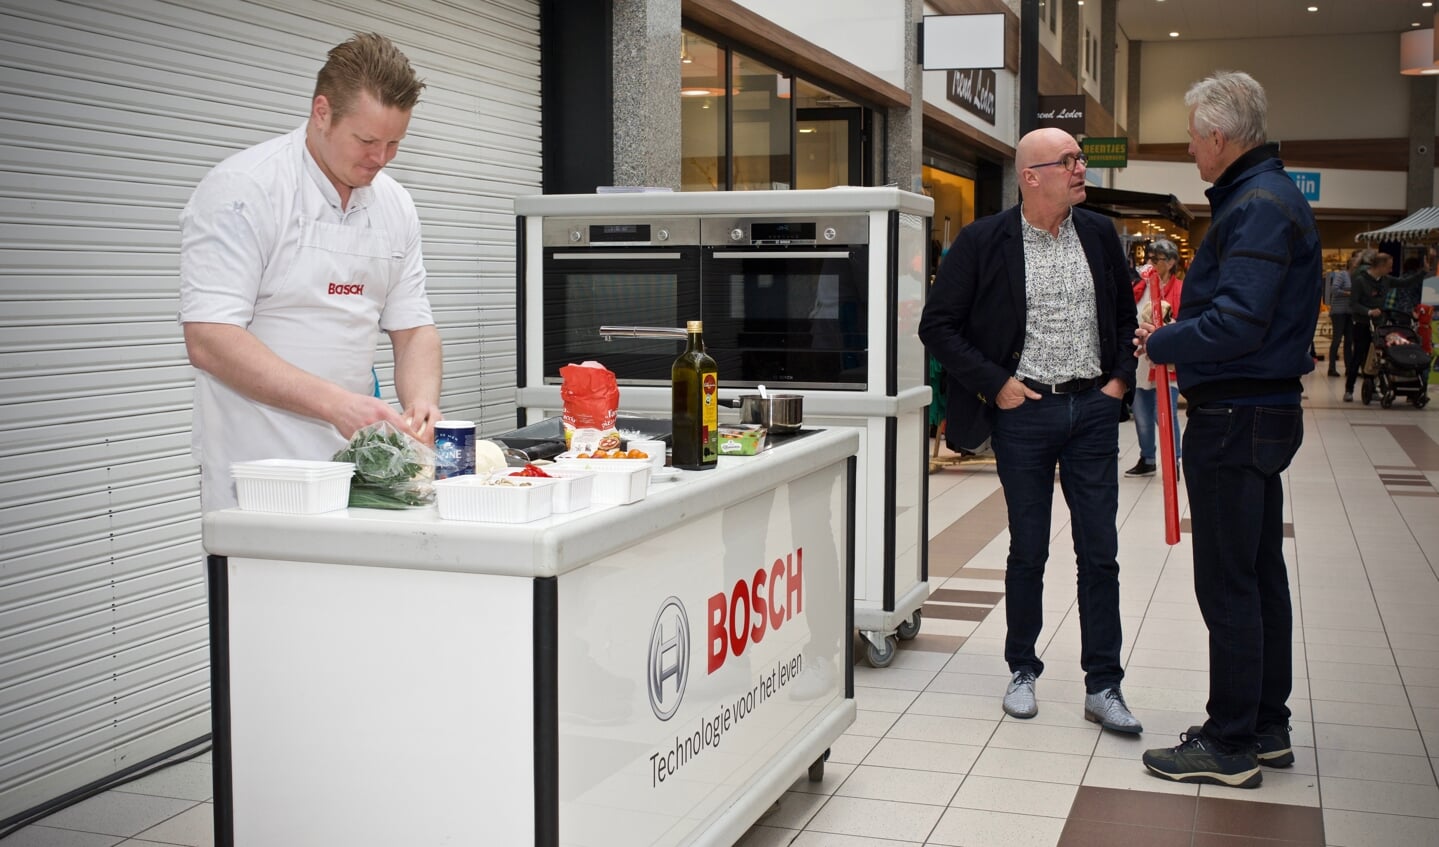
332, 421, 436, 509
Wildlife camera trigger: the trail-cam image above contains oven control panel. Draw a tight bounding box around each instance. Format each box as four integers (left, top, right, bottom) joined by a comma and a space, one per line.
542, 217, 700, 247
701, 216, 869, 247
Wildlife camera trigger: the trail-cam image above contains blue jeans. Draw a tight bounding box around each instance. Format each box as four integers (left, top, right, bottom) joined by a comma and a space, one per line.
991, 388, 1125, 693
1133, 385, 1182, 463
1182, 403, 1302, 752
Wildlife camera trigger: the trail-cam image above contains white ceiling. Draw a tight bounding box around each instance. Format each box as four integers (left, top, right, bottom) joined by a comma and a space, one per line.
1116, 0, 1436, 42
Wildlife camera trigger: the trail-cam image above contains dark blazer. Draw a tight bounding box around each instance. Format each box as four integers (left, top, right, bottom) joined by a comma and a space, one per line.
918, 204, 1138, 451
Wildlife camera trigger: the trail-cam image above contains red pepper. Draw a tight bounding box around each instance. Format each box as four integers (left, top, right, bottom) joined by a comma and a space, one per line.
513, 464, 552, 478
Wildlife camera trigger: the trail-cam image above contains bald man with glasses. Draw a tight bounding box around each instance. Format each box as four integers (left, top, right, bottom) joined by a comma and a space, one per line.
919, 128, 1141, 734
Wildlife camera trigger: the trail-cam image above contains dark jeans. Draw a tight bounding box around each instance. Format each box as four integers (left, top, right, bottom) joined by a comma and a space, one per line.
1182, 403, 1302, 752
1328, 312, 1353, 370
1346, 318, 1373, 393
991, 387, 1125, 693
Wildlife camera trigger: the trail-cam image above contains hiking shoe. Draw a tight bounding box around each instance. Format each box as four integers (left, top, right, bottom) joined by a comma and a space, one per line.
1257, 724, 1295, 768
1002, 670, 1038, 719
1084, 688, 1143, 733
1143, 731, 1261, 788
1125, 459, 1156, 477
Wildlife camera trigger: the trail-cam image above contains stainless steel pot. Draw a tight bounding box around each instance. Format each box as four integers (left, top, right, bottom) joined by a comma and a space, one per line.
735, 393, 803, 433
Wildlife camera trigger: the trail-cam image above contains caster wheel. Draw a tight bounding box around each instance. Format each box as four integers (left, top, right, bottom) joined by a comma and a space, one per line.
896, 610, 923, 641
865, 634, 899, 668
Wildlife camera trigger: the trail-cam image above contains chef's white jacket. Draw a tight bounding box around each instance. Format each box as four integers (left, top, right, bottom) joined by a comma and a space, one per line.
179, 126, 434, 511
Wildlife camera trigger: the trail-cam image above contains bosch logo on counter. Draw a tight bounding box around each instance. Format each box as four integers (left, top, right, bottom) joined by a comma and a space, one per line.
706, 548, 804, 674
647, 596, 690, 720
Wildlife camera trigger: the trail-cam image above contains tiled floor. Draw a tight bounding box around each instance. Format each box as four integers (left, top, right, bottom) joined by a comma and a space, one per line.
4, 366, 1437, 846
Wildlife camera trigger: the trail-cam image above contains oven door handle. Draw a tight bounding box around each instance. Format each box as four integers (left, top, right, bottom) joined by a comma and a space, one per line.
709, 250, 851, 260
550, 252, 686, 260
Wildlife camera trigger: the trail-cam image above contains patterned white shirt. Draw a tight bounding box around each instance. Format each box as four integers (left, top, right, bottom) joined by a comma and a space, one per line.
1015, 208, 1102, 384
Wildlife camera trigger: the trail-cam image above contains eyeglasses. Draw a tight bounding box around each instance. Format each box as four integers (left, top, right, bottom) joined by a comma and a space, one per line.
1146, 254, 1173, 262
1028, 152, 1088, 172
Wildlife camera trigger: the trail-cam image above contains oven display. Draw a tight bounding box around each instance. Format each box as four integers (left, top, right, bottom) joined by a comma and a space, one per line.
589, 223, 651, 243
750, 221, 815, 243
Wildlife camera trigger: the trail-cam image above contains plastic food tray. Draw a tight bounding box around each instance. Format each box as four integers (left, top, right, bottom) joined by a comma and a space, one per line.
510, 468, 594, 513
434, 474, 557, 523
231, 459, 355, 514
553, 457, 651, 504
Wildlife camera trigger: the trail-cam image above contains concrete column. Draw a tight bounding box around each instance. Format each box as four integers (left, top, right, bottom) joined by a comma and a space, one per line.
1407, 75, 1436, 212
1126, 40, 1141, 137
1062, 0, 1080, 83
885, 0, 924, 193
1099, 0, 1116, 113
612, 0, 682, 188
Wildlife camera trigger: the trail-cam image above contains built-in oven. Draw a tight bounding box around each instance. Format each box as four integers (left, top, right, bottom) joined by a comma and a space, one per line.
700, 215, 870, 390
540, 217, 701, 385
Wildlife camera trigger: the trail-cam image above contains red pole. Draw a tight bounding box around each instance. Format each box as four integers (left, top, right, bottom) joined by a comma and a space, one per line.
1150, 274, 1181, 546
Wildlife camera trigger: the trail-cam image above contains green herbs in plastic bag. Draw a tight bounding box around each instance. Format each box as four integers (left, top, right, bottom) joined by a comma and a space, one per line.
332, 421, 436, 509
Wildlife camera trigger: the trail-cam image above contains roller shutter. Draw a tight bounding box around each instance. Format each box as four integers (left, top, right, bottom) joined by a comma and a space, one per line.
0, 0, 539, 823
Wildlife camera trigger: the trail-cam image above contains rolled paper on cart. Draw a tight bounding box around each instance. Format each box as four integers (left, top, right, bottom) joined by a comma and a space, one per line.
1150, 275, 1181, 546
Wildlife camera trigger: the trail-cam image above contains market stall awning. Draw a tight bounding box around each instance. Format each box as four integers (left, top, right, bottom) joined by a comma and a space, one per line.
1355, 207, 1439, 243
1079, 186, 1193, 231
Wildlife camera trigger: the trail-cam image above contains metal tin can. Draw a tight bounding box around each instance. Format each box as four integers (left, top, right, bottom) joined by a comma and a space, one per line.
433, 420, 477, 479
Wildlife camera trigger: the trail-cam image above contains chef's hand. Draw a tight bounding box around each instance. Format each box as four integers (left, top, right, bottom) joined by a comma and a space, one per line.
402, 400, 442, 446
996, 377, 1042, 410
330, 393, 412, 441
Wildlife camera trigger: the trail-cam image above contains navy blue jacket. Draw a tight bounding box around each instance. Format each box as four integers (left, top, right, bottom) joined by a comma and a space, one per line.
919, 204, 1138, 451
1146, 145, 1321, 405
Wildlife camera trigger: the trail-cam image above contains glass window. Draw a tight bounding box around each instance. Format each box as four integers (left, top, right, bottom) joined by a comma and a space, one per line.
796, 79, 863, 189
680, 32, 727, 191
731, 50, 792, 190
680, 29, 877, 191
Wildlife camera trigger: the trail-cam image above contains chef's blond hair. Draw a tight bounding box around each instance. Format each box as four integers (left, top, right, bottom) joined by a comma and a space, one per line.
314, 32, 425, 119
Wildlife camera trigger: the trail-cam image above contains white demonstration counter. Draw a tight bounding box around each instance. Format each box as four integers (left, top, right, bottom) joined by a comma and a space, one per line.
204, 427, 859, 847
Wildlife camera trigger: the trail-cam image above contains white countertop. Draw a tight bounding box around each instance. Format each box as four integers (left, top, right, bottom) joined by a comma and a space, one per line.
513, 187, 933, 218
203, 427, 859, 579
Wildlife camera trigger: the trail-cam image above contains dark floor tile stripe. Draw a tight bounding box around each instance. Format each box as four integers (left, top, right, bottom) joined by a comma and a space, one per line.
930, 588, 1004, 604
921, 602, 991, 621
927, 487, 1009, 579
1180, 517, 1293, 537
1059, 817, 1192, 847
1195, 794, 1325, 843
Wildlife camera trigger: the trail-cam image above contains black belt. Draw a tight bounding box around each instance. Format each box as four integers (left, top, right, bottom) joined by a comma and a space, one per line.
1021, 376, 1101, 395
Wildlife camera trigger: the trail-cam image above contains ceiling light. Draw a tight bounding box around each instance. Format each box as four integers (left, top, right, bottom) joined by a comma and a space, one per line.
1169, 31, 1179, 38
1307, 5, 1317, 11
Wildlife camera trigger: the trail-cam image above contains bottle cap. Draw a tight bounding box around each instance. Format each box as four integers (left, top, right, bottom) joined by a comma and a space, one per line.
687, 320, 703, 332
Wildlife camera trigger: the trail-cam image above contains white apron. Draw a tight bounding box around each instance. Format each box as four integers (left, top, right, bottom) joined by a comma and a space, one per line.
196, 174, 399, 511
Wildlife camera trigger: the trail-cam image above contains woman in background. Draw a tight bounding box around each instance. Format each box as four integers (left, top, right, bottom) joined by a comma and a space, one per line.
1127, 239, 1183, 477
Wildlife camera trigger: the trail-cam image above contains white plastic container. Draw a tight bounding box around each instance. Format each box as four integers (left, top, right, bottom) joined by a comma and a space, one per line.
554, 457, 651, 504
230, 459, 355, 514
434, 474, 557, 523
517, 468, 594, 513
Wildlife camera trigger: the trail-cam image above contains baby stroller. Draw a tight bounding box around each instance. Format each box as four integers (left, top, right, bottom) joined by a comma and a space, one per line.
1361, 308, 1431, 409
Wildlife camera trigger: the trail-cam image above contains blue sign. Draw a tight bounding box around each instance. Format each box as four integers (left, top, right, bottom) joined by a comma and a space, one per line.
1289, 170, 1321, 201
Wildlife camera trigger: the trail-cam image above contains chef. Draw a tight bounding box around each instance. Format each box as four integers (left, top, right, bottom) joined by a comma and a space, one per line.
178, 32, 443, 511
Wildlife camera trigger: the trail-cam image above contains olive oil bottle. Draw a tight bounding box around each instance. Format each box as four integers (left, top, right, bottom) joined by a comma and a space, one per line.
672, 320, 718, 470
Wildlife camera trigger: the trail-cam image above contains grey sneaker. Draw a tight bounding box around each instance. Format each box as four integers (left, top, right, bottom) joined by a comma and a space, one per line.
1143, 730, 1261, 788
1187, 723, 1294, 768
1257, 724, 1294, 768
1002, 670, 1037, 718
1084, 687, 1143, 733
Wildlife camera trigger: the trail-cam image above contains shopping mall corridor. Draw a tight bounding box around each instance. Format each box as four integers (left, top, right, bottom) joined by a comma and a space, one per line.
4, 368, 1438, 847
